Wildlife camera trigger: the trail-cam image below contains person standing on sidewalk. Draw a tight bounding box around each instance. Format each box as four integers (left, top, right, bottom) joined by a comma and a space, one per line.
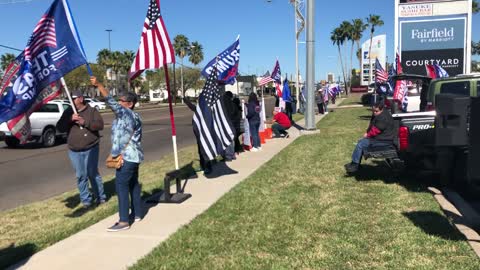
246, 92, 261, 151
222, 91, 239, 161
316, 90, 324, 114
90, 77, 143, 232
56, 90, 106, 208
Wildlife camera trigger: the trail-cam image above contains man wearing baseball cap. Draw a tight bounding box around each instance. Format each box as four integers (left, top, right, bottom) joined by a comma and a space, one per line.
56, 90, 106, 208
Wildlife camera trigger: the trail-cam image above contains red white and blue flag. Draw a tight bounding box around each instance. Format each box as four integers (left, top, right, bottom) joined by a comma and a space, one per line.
375, 58, 388, 83
201, 36, 240, 85
129, 0, 175, 81
258, 71, 273, 86
425, 64, 449, 79
0, 0, 88, 142
392, 52, 408, 112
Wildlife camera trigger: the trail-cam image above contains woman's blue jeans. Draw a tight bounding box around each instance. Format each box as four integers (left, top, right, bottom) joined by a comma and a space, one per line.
115, 161, 142, 222
249, 121, 261, 148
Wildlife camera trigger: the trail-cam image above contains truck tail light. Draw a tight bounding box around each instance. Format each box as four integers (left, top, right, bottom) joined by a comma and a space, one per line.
398, 126, 409, 151
426, 102, 434, 111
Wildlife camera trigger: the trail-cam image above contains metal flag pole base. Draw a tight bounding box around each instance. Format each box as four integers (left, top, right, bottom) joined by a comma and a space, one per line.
146, 170, 193, 204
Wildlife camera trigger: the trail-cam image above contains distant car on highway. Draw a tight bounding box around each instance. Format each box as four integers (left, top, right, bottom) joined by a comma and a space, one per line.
0, 101, 71, 148
85, 98, 106, 110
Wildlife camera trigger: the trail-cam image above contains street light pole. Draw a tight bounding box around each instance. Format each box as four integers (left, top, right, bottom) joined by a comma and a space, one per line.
105, 29, 112, 51
305, 0, 315, 130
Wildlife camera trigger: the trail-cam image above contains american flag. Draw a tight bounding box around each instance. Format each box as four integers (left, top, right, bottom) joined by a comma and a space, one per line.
129, 0, 174, 81
374, 58, 388, 83
193, 66, 234, 161
259, 71, 273, 86
24, 15, 57, 60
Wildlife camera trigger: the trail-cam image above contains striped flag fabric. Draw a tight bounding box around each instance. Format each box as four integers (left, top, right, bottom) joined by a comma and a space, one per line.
259, 71, 273, 86
375, 58, 388, 83
193, 66, 234, 161
425, 64, 449, 79
129, 0, 175, 81
24, 15, 57, 60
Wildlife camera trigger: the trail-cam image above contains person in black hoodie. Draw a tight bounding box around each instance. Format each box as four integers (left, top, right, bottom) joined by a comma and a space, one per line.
345, 101, 395, 173
247, 92, 262, 151
222, 91, 239, 161
232, 97, 243, 153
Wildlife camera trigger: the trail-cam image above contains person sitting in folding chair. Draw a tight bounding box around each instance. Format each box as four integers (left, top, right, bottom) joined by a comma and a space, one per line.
271, 110, 291, 138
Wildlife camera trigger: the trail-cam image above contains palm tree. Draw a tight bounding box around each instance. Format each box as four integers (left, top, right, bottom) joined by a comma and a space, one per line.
351, 19, 367, 70
366, 14, 384, 87
173, 34, 190, 99
473, 0, 479, 14
1, 53, 16, 71
97, 49, 114, 89
331, 28, 348, 96
340, 21, 353, 93
188, 41, 204, 66
121, 50, 136, 91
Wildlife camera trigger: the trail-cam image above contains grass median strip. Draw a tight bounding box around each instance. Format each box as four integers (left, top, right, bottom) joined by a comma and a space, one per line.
131, 107, 480, 270
0, 146, 199, 269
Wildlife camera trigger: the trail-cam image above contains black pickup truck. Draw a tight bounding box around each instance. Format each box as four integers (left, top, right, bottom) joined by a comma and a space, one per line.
368, 74, 480, 186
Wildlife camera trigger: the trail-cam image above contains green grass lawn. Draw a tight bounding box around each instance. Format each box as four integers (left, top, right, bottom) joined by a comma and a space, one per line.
131, 107, 480, 270
0, 146, 199, 269
339, 93, 366, 106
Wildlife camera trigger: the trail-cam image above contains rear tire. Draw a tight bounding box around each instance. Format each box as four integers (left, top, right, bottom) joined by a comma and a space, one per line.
42, 127, 56, 147
5, 137, 20, 148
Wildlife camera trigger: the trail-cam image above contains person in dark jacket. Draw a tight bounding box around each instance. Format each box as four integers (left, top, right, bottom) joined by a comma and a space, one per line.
232, 97, 243, 153
183, 96, 213, 174
246, 92, 262, 151
222, 91, 239, 161
345, 101, 395, 173
56, 90, 106, 208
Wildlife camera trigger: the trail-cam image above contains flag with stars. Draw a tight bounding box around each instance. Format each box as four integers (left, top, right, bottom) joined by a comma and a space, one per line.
129, 0, 175, 81
193, 66, 234, 161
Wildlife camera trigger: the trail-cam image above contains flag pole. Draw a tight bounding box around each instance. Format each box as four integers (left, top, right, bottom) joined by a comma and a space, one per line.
60, 77, 78, 115
163, 64, 179, 170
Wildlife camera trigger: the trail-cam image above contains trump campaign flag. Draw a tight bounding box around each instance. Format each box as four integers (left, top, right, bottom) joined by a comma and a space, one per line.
202, 36, 240, 85
392, 52, 408, 112
425, 64, 449, 79
0, 0, 88, 142
129, 0, 175, 81
193, 65, 234, 161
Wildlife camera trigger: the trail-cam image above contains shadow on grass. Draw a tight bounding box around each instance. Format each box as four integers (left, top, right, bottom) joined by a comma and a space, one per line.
62, 177, 117, 213
403, 211, 465, 241
351, 162, 433, 193
0, 242, 36, 269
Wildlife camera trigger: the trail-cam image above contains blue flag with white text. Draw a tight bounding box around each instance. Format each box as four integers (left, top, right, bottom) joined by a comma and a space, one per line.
201, 37, 240, 85
0, 0, 88, 125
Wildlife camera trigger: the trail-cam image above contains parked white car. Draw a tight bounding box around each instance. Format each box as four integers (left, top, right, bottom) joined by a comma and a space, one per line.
85, 98, 106, 110
0, 101, 71, 148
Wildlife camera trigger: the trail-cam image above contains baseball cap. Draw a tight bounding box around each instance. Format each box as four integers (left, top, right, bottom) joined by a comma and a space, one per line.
71, 90, 84, 99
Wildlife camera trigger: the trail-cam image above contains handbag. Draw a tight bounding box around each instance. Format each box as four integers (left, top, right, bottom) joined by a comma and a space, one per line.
105, 132, 134, 169
105, 154, 123, 169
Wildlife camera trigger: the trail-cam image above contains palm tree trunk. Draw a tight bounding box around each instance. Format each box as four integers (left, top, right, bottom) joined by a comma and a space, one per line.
356, 40, 361, 70
350, 40, 354, 90
338, 45, 348, 96
180, 58, 184, 104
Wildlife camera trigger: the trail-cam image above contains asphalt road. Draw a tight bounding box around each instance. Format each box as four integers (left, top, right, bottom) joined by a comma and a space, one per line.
0, 96, 275, 211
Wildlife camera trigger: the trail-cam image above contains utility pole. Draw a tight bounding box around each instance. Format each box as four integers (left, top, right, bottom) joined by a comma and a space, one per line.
105, 29, 112, 51
305, 0, 315, 130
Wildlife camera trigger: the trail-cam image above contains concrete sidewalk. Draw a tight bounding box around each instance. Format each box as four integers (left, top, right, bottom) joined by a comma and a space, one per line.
10, 112, 328, 270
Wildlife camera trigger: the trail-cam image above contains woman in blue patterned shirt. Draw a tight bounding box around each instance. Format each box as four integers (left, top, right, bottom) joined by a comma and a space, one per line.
91, 76, 144, 232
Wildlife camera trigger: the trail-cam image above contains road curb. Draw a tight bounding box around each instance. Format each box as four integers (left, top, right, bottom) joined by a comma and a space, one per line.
428, 186, 480, 258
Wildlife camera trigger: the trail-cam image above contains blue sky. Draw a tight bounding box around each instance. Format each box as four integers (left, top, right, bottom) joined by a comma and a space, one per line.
0, 0, 479, 81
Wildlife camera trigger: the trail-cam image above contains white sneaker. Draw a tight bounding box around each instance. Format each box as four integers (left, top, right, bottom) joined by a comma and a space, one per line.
257, 147, 262, 151
250, 147, 259, 152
